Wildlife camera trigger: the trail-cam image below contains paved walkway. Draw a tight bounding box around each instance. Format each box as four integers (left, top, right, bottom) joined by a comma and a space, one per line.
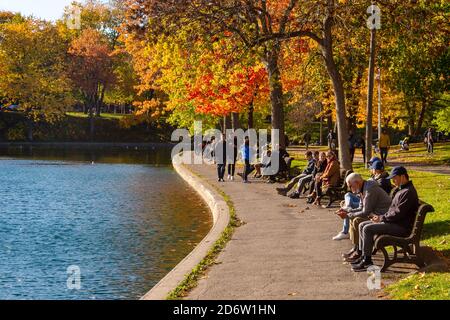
185, 164, 402, 300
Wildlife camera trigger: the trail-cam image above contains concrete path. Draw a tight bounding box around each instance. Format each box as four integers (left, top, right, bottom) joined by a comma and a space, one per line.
185, 164, 398, 300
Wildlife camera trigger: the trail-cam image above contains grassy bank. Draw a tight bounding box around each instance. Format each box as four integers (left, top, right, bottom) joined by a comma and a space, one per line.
167, 171, 243, 300
0, 111, 171, 142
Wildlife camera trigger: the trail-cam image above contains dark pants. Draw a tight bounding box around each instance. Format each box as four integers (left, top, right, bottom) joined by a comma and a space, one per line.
362, 148, 366, 165
359, 221, 409, 257
228, 164, 236, 176
350, 148, 356, 162
427, 142, 434, 154
217, 164, 226, 180
380, 148, 388, 163
243, 160, 252, 181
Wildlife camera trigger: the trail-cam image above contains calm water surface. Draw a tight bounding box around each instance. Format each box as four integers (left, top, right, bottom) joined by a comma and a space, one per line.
0, 145, 212, 300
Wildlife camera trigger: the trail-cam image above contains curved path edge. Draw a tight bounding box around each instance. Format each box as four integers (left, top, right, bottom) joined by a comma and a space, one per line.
141, 154, 230, 300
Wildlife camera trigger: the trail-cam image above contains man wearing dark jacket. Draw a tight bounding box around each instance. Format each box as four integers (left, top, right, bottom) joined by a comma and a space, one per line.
277, 151, 316, 196
352, 166, 419, 272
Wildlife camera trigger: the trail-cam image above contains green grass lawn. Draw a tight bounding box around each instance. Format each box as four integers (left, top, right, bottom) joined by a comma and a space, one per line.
66, 112, 129, 120
387, 142, 450, 166
291, 155, 450, 300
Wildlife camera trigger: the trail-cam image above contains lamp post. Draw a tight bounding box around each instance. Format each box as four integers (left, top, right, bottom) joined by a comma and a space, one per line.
376, 67, 382, 140
365, 3, 381, 168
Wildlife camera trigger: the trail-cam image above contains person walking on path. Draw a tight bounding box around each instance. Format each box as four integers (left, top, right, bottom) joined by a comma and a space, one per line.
426, 128, 435, 154
227, 137, 238, 181
327, 130, 336, 151
215, 134, 227, 182
379, 129, 391, 164
240, 136, 252, 184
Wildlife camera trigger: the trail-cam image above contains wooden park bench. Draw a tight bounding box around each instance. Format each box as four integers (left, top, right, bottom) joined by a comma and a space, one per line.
320, 169, 354, 208
374, 200, 434, 272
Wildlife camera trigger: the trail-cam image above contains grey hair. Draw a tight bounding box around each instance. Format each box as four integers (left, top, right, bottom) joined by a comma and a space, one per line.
346, 173, 363, 185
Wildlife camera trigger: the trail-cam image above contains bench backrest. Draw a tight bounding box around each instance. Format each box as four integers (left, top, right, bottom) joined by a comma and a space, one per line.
339, 169, 353, 188
390, 188, 434, 241
409, 201, 434, 241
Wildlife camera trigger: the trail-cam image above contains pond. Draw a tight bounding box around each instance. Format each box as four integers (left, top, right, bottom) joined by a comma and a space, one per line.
0, 144, 212, 300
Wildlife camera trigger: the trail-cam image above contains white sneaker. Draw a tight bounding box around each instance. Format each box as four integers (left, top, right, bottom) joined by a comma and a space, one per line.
231, 176, 234, 181
228, 175, 232, 180
333, 233, 350, 241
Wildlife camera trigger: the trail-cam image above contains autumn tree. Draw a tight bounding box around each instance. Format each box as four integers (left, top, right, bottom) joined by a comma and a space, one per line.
0, 17, 73, 141
68, 28, 116, 139
123, 0, 365, 169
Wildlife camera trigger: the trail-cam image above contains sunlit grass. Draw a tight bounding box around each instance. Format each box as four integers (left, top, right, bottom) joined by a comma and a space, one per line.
66, 112, 129, 120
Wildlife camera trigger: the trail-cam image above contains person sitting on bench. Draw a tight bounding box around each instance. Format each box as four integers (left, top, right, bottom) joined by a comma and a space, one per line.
351, 166, 419, 272
276, 151, 316, 197
370, 160, 393, 194
335, 173, 392, 256
308, 151, 340, 206
306, 152, 328, 204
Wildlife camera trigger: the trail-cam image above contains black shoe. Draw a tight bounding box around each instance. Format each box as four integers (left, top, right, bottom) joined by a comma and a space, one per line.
350, 254, 364, 265
289, 192, 300, 199
342, 248, 357, 259
276, 188, 287, 196
345, 251, 362, 263
351, 258, 374, 272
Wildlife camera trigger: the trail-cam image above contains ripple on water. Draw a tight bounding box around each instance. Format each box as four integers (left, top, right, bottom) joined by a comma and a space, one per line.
0, 158, 212, 300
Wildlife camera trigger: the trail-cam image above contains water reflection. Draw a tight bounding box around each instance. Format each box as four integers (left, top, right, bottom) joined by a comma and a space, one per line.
0, 145, 212, 300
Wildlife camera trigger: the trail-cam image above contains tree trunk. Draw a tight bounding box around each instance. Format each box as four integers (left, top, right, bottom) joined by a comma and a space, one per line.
414, 100, 427, 136
321, 18, 352, 170
26, 118, 33, 142
232, 112, 240, 130
264, 46, 286, 149
248, 103, 254, 129
224, 114, 232, 132
89, 105, 95, 141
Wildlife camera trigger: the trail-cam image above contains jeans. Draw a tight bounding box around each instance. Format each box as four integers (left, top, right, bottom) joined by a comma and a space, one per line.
243, 160, 252, 181
295, 174, 313, 194
380, 148, 388, 163
217, 164, 226, 180
359, 221, 409, 257
342, 193, 361, 234
427, 142, 434, 154
285, 173, 307, 191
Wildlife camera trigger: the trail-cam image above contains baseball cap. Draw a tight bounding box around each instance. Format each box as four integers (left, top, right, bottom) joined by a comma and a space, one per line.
387, 166, 408, 179
368, 157, 381, 165
370, 160, 384, 170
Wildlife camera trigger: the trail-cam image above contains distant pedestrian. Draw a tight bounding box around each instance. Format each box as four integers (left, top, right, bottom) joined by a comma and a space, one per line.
303, 132, 312, 150
215, 134, 227, 182
426, 128, 434, 154
227, 137, 238, 181
327, 130, 336, 151
240, 136, 252, 183
379, 129, 391, 164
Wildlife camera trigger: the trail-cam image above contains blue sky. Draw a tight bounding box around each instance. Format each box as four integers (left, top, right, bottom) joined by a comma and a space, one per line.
0, 0, 79, 21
